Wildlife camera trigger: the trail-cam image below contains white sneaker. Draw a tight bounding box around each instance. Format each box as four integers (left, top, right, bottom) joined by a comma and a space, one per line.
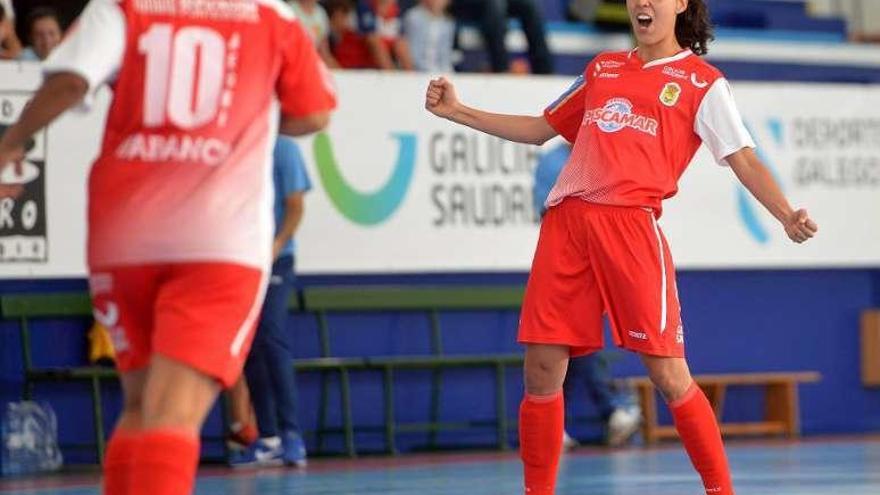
562, 430, 579, 450
607, 406, 641, 447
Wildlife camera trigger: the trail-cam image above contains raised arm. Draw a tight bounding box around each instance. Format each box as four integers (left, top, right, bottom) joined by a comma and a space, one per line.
694, 77, 817, 244
424, 77, 557, 146
725, 148, 817, 244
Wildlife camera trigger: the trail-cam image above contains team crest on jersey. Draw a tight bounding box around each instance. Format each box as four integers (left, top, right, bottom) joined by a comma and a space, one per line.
659, 82, 682, 107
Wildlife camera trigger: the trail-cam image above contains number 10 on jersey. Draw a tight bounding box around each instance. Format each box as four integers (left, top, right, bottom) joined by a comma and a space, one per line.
139, 24, 239, 129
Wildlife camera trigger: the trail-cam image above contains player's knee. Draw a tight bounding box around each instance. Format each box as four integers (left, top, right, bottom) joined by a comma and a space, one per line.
523, 345, 569, 394
140, 399, 204, 431
649, 367, 692, 402
140, 354, 221, 425
524, 358, 564, 395
140, 379, 218, 431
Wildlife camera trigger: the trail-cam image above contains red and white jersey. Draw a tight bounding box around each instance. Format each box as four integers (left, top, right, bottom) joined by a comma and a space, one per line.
543, 49, 754, 216
43, 0, 336, 269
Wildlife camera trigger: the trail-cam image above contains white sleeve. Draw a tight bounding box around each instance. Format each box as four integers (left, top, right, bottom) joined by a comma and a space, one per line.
694, 78, 756, 166
43, 0, 126, 91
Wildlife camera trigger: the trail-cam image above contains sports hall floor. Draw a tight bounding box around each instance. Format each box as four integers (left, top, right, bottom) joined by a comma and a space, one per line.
2, 437, 878, 494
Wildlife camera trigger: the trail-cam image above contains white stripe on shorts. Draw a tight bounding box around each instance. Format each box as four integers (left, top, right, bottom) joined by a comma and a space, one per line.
650, 215, 667, 334
230, 268, 270, 357
231, 98, 279, 357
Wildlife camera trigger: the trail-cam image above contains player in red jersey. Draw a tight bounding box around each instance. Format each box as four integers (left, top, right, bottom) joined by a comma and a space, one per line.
0, 0, 336, 493
426, 0, 816, 494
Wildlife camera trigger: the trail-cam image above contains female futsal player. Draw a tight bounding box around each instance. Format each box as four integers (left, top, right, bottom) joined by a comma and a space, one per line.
425, 0, 817, 494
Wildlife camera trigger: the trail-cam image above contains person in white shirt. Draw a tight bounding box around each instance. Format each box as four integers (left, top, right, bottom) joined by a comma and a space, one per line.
404, 0, 456, 72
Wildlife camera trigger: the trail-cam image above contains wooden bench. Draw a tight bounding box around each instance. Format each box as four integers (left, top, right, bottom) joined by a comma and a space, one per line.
0, 291, 319, 462
301, 285, 526, 456
625, 372, 821, 445
861, 310, 880, 386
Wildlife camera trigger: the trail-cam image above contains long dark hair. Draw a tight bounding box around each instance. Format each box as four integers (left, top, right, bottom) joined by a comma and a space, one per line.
676, 0, 714, 55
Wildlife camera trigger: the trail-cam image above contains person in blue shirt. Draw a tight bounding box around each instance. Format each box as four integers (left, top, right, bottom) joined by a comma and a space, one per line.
229, 137, 312, 467
533, 143, 641, 448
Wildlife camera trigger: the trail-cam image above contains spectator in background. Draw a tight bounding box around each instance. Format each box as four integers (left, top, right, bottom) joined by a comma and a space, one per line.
534, 143, 641, 449
229, 136, 312, 467
0, 1, 22, 60
289, 0, 341, 68
327, 0, 373, 68
328, 0, 414, 69
451, 0, 553, 74
404, 0, 456, 72
358, 0, 414, 70
19, 8, 63, 61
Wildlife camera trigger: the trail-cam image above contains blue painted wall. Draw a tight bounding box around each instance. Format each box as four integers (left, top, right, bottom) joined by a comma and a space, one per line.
2, 268, 880, 462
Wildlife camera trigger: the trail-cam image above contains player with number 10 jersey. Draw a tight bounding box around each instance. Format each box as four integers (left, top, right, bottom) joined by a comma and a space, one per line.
42, 0, 338, 388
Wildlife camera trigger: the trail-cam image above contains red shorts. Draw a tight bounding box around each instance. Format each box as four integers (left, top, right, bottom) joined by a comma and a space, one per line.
518, 199, 684, 358
89, 262, 267, 388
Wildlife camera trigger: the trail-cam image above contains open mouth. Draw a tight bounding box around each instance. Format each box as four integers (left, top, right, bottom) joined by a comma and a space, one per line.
636, 13, 653, 28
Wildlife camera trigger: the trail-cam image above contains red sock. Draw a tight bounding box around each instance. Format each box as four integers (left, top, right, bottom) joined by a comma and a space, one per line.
669, 382, 735, 495
228, 422, 258, 447
128, 429, 200, 495
102, 428, 139, 495
519, 391, 564, 495
238, 423, 258, 446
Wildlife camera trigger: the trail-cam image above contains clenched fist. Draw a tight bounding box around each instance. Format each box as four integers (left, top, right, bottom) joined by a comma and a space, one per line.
425, 77, 460, 120
784, 209, 818, 244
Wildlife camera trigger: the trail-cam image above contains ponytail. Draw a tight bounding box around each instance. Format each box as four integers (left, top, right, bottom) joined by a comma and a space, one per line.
676, 0, 714, 56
